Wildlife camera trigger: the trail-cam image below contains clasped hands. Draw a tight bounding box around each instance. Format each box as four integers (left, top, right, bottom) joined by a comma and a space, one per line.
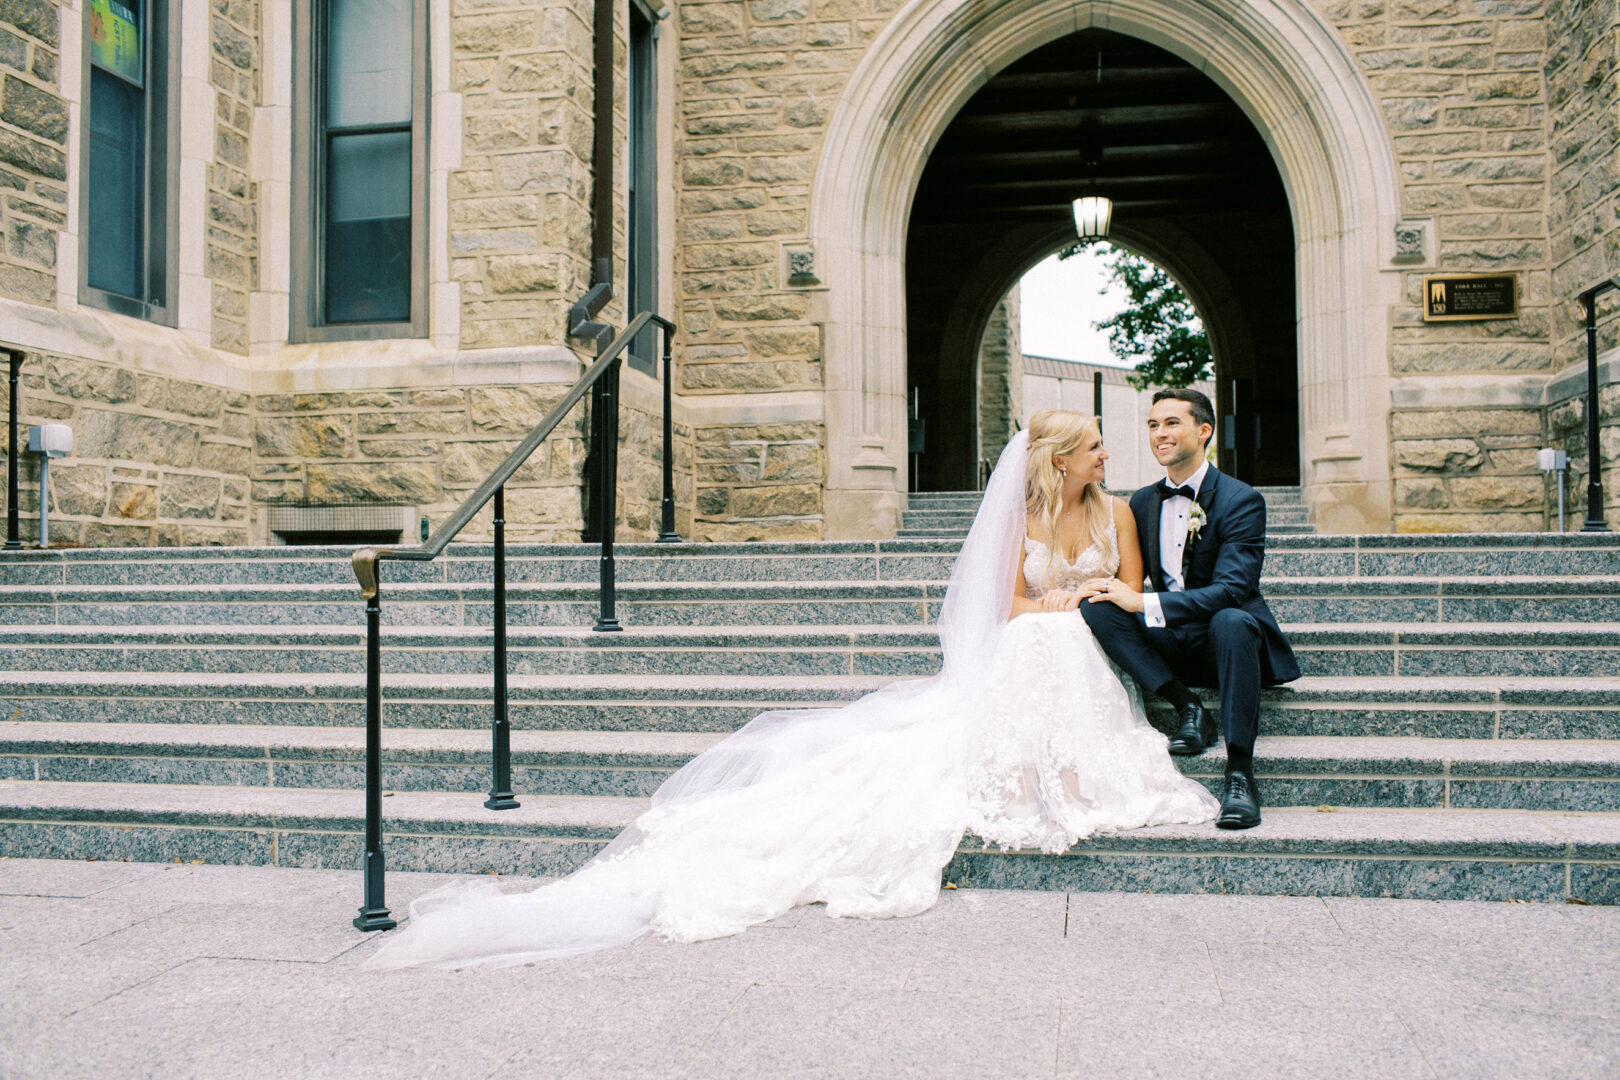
1036, 577, 1145, 615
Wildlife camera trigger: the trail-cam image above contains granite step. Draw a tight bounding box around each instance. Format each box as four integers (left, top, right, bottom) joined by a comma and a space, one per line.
4, 724, 1616, 811
1, 623, 1617, 678
6, 575, 1618, 626
905, 492, 984, 506
896, 527, 972, 538
0, 671, 886, 731
902, 488, 1313, 535
4, 672, 1619, 740
899, 525, 1322, 538
0, 542, 965, 588
909, 488, 1306, 506
5, 535, 1620, 586
0, 780, 1612, 903
898, 512, 979, 527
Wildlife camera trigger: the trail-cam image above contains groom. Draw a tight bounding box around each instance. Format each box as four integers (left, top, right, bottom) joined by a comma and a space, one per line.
1080, 388, 1299, 829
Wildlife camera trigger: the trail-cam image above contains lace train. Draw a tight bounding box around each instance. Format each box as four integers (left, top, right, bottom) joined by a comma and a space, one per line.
365, 435, 1218, 970
366, 607, 1217, 970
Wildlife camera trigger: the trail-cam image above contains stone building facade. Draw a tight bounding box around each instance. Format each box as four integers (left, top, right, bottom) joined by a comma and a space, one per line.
0, 0, 1616, 546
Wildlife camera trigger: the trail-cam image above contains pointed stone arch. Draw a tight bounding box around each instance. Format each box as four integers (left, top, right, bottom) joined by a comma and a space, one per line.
810, 0, 1402, 536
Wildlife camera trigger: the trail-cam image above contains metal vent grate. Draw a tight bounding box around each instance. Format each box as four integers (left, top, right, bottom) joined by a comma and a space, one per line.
264, 502, 417, 546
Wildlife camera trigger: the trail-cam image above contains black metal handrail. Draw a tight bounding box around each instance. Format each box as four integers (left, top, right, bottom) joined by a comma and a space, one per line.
347, 310, 676, 931
5, 347, 23, 550
1580, 278, 1619, 532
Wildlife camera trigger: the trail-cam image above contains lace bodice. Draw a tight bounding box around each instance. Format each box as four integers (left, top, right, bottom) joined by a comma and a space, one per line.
1023, 516, 1119, 596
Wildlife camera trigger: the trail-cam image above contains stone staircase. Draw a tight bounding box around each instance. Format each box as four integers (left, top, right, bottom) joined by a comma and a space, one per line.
1254, 485, 1315, 535
898, 486, 1315, 537
2, 532, 1618, 904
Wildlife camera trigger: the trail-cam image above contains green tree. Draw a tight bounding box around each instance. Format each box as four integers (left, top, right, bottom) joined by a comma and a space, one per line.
1060, 245, 1212, 391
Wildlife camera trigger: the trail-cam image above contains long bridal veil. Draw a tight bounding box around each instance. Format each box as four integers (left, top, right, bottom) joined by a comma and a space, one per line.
364, 432, 1033, 970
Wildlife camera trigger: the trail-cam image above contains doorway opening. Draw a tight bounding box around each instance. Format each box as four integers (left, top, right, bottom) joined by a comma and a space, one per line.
904, 28, 1298, 492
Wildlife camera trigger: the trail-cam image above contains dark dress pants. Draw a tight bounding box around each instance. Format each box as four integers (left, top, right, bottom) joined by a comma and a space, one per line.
1080, 600, 1264, 751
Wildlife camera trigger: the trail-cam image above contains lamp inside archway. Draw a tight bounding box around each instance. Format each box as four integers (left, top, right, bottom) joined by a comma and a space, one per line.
1072, 195, 1113, 242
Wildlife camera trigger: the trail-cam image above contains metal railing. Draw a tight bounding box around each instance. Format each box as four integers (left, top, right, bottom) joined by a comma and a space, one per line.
347, 311, 677, 931
5, 348, 23, 550
1580, 278, 1618, 532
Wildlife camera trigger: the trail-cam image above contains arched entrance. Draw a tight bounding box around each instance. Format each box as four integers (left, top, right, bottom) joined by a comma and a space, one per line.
905, 29, 1298, 493
810, 0, 1402, 537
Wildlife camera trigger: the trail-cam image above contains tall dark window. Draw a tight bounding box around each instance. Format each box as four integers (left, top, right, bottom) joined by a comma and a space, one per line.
82, 0, 175, 320
626, 1, 659, 373
293, 0, 426, 340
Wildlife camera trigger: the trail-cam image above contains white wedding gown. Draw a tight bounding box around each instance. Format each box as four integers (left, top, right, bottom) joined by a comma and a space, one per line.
366, 434, 1218, 970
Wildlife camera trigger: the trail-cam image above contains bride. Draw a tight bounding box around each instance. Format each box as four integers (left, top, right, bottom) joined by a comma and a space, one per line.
366, 410, 1218, 969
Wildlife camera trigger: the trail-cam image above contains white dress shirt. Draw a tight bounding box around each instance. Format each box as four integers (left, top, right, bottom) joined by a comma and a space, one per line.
1142, 459, 1209, 629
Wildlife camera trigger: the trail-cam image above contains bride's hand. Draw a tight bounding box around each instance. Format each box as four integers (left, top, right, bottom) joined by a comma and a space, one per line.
1039, 590, 1081, 612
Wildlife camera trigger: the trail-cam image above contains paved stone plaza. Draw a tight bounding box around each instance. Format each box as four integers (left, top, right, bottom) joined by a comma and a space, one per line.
3, 857, 1617, 1079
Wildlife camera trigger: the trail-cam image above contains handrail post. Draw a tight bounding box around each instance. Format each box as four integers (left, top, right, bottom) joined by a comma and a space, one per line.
657, 325, 680, 542
594, 356, 622, 631
5, 348, 22, 550
353, 573, 396, 931
485, 485, 519, 809
1582, 283, 1613, 532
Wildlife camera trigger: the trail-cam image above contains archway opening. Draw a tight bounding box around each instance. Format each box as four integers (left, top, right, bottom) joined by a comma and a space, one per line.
904, 28, 1298, 492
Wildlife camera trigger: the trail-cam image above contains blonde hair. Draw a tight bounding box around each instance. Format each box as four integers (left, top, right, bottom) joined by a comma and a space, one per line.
1025, 409, 1114, 580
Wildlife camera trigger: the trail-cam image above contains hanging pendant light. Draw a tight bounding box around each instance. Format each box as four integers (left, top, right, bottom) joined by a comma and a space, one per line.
1073, 117, 1112, 242
1072, 195, 1113, 241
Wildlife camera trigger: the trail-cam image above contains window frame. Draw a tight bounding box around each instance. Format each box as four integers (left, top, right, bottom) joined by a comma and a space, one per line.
77, 0, 180, 325
625, 0, 660, 374
290, 0, 429, 343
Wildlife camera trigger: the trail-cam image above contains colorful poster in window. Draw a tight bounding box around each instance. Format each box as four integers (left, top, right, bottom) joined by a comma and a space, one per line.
90, 0, 142, 86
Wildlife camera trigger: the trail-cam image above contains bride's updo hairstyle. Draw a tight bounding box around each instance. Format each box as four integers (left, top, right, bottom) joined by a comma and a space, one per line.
1025, 409, 1114, 582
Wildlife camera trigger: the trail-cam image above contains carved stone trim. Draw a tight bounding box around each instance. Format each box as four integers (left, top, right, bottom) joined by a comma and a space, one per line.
1393, 220, 1429, 264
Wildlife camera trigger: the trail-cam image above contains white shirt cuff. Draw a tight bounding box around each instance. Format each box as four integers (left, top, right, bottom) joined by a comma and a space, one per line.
1142, 591, 1165, 628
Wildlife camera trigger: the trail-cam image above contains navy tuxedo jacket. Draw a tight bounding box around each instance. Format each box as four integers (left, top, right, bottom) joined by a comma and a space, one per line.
1128, 466, 1301, 685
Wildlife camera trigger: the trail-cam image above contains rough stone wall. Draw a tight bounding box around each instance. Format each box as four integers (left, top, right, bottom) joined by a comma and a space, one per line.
0, 0, 66, 307
692, 420, 823, 541
209, 0, 261, 354
976, 289, 1022, 473
449, 0, 597, 349
1544, 0, 1618, 527
1389, 405, 1547, 531
0, 353, 252, 545
250, 385, 589, 542
671, 0, 893, 536
615, 391, 695, 540
1312, 0, 1559, 531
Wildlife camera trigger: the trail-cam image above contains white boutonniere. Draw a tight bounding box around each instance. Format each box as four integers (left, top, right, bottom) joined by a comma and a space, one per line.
1187, 502, 1207, 540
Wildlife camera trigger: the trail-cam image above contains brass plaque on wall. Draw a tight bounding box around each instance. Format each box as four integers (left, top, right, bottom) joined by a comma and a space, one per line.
1421, 274, 1519, 322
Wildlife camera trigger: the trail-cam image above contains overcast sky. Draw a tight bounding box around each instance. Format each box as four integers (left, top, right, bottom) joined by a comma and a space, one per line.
1018, 245, 1132, 367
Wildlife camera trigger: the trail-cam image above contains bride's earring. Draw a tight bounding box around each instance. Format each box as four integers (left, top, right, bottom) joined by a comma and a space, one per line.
1060, 465, 1067, 478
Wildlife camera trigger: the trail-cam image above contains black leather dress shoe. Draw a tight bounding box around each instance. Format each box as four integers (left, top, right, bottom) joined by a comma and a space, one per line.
1217, 770, 1262, 830
1167, 702, 1218, 756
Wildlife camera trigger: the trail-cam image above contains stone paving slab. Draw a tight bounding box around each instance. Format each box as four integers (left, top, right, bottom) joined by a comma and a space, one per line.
1, 858, 1616, 1079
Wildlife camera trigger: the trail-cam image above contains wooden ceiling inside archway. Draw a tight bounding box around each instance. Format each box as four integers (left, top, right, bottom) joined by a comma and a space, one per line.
910, 29, 1289, 224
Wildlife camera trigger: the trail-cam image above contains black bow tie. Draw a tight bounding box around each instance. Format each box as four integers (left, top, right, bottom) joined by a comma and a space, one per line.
1156, 481, 1197, 501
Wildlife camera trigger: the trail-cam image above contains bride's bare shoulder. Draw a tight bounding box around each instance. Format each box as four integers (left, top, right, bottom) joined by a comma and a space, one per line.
1110, 496, 1138, 533
1024, 514, 1049, 544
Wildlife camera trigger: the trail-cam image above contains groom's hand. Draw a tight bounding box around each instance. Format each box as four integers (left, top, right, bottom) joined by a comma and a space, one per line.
1082, 576, 1145, 614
